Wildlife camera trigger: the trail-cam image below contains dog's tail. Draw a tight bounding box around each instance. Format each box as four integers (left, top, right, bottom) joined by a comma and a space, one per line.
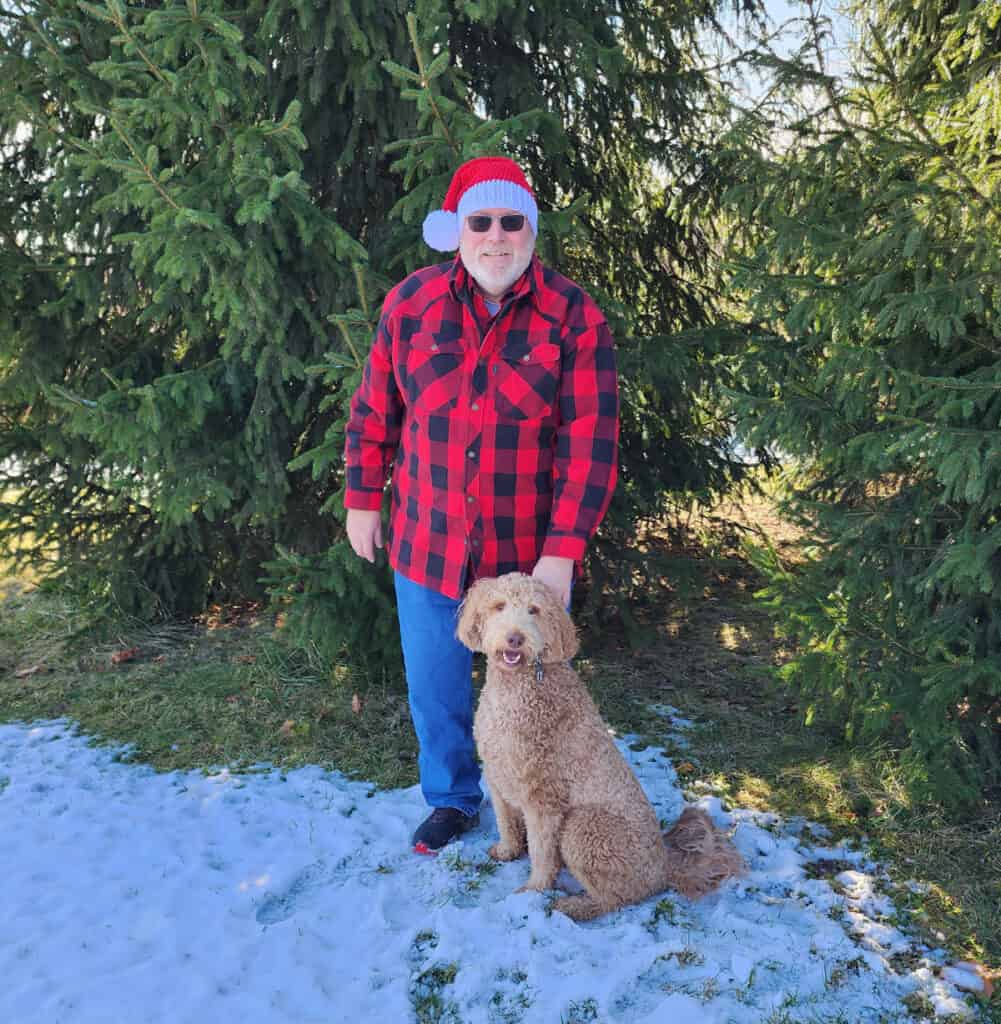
659, 806, 745, 899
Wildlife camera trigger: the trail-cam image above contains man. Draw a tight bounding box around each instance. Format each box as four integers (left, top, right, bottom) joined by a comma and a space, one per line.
344, 156, 618, 853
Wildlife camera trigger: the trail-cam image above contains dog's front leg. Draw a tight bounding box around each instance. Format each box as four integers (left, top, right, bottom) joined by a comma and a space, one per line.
488, 778, 527, 861
517, 806, 563, 892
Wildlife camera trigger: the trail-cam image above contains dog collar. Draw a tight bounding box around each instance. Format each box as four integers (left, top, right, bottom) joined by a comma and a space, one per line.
533, 655, 544, 683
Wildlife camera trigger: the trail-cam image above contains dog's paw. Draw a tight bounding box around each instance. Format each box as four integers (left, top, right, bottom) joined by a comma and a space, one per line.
516, 875, 556, 893
488, 842, 525, 862
551, 894, 607, 922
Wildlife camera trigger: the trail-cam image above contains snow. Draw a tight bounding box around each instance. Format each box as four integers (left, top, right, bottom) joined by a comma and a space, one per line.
0, 719, 979, 1023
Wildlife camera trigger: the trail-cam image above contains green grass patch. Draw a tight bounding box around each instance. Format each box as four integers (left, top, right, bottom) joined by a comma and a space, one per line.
561, 997, 599, 1024
410, 962, 460, 1024
0, 585, 418, 786
645, 896, 680, 933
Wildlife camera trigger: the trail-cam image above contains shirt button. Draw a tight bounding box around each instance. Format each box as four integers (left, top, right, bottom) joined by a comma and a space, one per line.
471, 402, 479, 411
430, 343, 438, 351
467, 495, 474, 503
467, 449, 476, 458
522, 354, 530, 362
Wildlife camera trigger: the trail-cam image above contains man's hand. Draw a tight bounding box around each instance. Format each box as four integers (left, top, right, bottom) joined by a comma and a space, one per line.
346, 508, 383, 563
532, 556, 574, 607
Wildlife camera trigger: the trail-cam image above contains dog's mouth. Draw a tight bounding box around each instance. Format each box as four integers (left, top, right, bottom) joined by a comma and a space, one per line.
498, 648, 524, 668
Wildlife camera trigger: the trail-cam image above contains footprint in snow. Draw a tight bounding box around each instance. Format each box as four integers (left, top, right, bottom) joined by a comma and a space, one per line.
255, 860, 329, 926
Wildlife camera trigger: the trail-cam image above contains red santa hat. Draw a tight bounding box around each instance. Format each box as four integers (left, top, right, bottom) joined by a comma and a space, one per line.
422, 156, 538, 252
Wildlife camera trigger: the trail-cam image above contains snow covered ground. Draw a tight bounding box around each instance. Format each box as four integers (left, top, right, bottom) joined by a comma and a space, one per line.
1, 717, 982, 1023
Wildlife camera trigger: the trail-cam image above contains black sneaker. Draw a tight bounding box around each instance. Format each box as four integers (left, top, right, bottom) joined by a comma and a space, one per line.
412, 807, 480, 855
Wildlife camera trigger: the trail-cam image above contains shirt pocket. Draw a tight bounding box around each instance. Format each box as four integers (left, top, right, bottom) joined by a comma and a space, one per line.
493, 338, 561, 421
402, 332, 466, 413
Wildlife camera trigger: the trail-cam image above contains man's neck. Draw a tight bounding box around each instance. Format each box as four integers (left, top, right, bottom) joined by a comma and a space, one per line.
475, 280, 506, 305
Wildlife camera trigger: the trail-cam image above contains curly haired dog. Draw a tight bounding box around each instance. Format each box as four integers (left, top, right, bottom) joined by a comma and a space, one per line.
457, 572, 744, 922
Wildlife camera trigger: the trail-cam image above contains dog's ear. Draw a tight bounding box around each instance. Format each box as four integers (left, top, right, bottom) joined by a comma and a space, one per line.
540, 586, 579, 662
456, 577, 492, 652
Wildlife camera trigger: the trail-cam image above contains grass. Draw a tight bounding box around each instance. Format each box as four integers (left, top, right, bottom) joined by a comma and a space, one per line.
645, 895, 680, 933
410, 961, 460, 1024
1, 494, 998, 1020
0, 590, 419, 785
561, 997, 599, 1024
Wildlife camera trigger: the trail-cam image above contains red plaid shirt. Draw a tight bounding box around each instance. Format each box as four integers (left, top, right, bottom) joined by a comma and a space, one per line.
344, 254, 618, 599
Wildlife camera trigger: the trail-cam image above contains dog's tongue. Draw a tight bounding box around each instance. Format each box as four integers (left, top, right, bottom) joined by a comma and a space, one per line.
502, 650, 523, 666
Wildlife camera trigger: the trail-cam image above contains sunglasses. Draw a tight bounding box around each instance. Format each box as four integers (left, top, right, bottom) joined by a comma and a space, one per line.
465, 214, 527, 233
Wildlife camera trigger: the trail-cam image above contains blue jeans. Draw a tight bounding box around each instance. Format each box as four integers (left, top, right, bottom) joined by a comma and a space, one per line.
394, 572, 482, 816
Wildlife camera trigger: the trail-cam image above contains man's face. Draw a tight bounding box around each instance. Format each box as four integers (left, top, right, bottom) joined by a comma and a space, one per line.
458, 207, 535, 302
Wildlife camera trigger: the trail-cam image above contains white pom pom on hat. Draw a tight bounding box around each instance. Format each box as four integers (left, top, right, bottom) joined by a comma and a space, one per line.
421, 208, 460, 252
421, 156, 538, 252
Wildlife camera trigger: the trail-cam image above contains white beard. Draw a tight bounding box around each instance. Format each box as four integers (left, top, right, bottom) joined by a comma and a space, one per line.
460, 246, 534, 301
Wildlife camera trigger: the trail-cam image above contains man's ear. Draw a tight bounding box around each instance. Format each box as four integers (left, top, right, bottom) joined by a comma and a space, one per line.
456, 577, 492, 652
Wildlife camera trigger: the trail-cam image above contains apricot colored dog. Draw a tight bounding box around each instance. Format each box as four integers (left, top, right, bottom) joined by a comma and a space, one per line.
457, 573, 744, 922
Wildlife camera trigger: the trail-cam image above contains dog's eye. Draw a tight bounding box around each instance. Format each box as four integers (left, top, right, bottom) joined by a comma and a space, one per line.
528, 605, 540, 616
492, 601, 506, 612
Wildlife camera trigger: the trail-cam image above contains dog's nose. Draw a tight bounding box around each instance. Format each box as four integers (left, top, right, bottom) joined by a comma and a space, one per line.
506, 631, 524, 649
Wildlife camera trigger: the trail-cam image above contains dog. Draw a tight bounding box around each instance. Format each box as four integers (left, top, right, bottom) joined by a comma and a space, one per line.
457, 572, 744, 922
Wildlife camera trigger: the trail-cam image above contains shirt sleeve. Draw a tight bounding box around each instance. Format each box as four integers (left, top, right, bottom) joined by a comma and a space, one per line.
343, 310, 404, 510
542, 316, 619, 561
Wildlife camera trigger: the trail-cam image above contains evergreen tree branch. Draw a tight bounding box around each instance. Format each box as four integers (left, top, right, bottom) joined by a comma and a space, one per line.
866, 21, 999, 219
801, 0, 853, 137
108, 116, 181, 211
352, 263, 368, 318
333, 319, 362, 368
103, 3, 171, 87
405, 13, 459, 159
18, 10, 61, 61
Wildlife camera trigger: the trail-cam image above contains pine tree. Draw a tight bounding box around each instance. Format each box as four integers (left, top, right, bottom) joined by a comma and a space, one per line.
723, 0, 1001, 805
1, 0, 375, 615
2, 1, 753, 672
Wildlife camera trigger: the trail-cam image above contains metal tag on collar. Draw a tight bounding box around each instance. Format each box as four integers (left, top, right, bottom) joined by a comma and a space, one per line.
534, 655, 544, 683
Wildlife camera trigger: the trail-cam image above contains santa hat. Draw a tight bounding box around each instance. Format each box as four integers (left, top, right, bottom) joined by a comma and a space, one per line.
422, 156, 538, 252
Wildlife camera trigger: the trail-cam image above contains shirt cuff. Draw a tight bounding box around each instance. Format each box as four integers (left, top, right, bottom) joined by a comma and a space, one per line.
540, 534, 587, 562
343, 490, 384, 511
